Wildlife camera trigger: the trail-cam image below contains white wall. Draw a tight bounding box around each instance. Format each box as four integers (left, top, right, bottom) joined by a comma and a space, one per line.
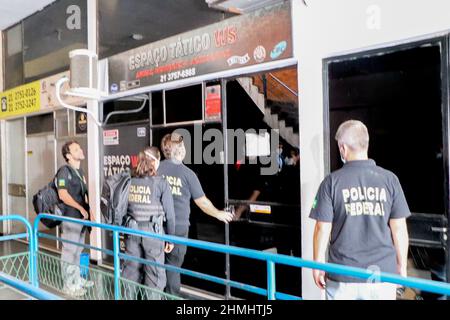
0, 31, 3, 234
0, 30, 3, 91
295, 0, 450, 299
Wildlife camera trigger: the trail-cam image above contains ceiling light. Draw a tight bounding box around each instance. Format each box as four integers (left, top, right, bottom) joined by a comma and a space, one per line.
131, 33, 144, 41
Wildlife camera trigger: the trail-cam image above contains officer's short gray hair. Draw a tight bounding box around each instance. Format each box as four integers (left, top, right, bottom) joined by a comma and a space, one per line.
170, 140, 185, 159
160, 132, 184, 159
335, 120, 369, 152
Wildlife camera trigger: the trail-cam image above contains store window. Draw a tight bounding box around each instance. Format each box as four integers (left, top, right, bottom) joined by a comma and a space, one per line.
3, 23, 24, 90
103, 96, 150, 126
149, 85, 204, 126
23, 0, 87, 82
26, 113, 54, 135
151, 91, 164, 126
165, 85, 203, 124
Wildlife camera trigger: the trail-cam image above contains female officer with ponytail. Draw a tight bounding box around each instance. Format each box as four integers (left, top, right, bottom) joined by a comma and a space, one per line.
122, 146, 175, 295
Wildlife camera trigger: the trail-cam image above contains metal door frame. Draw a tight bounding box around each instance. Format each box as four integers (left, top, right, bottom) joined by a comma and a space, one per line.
322, 34, 450, 284
102, 55, 298, 297
2, 117, 27, 235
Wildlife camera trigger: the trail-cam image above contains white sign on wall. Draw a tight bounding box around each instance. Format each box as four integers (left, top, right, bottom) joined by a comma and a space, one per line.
103, 129, 120, 146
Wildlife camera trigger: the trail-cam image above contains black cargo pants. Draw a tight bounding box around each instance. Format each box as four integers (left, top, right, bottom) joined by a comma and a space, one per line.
122, 219, 166, 293
164, 228, 189, 296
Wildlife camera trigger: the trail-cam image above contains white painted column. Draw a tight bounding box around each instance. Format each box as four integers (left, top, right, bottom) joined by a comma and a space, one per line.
0, 30, 3, 91
87, 0, 102, 263
292, 0, 324, 300
0, 120, 6, 235
0, 30, 6, 234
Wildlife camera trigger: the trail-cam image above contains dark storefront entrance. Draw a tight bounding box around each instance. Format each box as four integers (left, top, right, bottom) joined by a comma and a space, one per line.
100, 65, 301, 299
97, 2, 301, 299
324, 36, 450, 298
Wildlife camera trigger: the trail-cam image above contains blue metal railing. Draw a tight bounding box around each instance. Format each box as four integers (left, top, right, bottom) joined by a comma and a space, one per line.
33, 214, 450, 300
0, 215, 37, 286
0, 215, 60, 300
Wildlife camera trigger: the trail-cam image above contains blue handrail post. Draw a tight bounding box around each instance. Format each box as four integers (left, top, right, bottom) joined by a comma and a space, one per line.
112, 230, 121, 300
29, 223, 38, 287
31, 216, 41, 288
267, 261, 276, 300
1, 215, 37, 287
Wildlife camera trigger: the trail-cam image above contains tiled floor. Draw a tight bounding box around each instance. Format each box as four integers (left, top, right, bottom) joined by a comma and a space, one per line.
0, 284, 32, 300
0, 241, 34, 299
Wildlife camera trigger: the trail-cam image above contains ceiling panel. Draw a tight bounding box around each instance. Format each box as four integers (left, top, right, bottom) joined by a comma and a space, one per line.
206, 0, 285, 14
0, 0, 56, 30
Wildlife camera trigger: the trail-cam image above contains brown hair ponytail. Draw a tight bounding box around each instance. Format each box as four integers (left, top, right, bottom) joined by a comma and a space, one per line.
134, 146, 161, 177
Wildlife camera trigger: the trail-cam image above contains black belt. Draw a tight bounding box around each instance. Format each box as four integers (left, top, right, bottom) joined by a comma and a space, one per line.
135, 216, 163, 225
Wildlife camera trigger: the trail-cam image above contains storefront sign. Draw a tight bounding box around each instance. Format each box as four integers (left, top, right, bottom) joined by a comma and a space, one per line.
0, 81, 41, 118
205, 85, 222, 121
108, 2, 292, 93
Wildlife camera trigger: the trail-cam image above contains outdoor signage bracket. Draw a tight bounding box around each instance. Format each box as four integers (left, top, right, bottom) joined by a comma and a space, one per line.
56, 76, 103, 127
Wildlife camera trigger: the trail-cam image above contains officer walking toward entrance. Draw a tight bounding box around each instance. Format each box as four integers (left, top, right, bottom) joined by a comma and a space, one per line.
310, 120, 410, 300
122, 147, 175, 295
159, 132, 234, 296
57, 140, 94, 297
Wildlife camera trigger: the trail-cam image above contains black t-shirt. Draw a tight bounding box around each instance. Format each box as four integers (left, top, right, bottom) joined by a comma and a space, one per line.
309, 160, 411, 282
56, 165, 88, 219
228, 162, 266, 200
158, 159, 205, 235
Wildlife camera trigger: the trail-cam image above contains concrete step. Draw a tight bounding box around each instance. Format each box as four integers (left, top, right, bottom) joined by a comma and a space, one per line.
237, 77, 265, 114
270, 113, 279, 129
278, 120, 286, 135
284, 126, 293, 139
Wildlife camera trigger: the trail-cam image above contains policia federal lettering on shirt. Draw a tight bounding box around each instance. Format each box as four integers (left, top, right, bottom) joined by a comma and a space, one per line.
342, 187, 387, 216
164, 175, 183, 196
128, 184, 152, 203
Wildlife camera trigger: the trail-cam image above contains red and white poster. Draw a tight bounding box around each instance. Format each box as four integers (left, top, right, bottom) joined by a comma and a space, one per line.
205, 85, 221, 121
103, 129, 119, 146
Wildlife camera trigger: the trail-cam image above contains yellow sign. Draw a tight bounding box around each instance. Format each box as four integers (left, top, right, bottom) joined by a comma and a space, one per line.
0, 81, 41, 118
250, 204, 272, 215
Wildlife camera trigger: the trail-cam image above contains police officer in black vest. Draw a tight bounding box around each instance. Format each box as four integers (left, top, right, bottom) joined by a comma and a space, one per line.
122, 147, 176, 295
